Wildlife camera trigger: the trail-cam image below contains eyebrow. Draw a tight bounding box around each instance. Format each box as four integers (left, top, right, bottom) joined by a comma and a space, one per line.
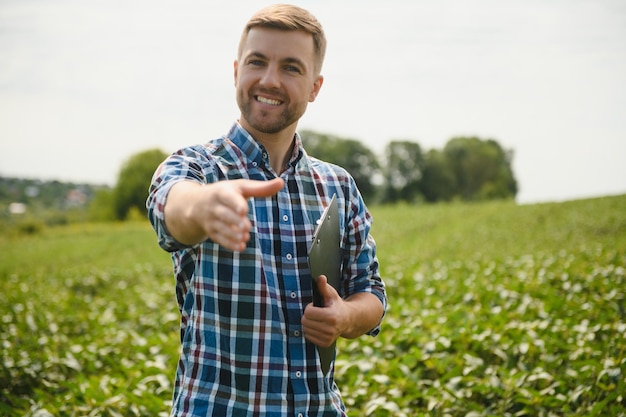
246, 51, 307, 70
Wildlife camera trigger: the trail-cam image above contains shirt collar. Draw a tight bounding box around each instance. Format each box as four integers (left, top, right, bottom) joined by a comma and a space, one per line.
226, 122, 305, 171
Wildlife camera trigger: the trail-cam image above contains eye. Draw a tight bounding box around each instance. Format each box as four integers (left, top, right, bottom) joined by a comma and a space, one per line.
248, 59, 266, 67
284, 65, 302, 74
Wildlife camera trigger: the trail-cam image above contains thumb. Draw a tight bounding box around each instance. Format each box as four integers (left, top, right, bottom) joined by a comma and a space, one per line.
238, 178, 284, 199
317, 275, 336, 307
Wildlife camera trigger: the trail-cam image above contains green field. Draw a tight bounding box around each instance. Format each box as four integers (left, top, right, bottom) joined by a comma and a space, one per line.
1, 195, 625, 416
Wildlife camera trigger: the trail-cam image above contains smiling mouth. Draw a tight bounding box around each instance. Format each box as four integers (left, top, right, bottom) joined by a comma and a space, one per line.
255, 95, 282, 106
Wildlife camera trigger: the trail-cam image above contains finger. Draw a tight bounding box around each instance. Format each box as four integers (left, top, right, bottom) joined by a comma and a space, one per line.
210, 223, 249, 252
302, 315, 337, 347
215, 179, 282, 218
317, 275, 328, 293
304, 331, 335, 348
212, 202, 251, 231
199, 207, 246, 251
215, 214, 252, 250
316, 275, 338, 307
237, 178, 284, 200
218, 232, 249, 252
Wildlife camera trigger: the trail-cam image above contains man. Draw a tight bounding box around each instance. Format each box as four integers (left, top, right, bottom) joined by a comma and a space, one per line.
147, 4, 387, 416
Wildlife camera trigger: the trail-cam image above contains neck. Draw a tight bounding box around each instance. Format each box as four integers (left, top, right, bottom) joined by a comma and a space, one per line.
240, 121, 297, 174
260, 133, 296, 174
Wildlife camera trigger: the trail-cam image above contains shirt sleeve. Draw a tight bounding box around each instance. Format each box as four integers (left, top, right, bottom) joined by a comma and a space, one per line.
341, 177, 388, 337
146, 146, 216, 252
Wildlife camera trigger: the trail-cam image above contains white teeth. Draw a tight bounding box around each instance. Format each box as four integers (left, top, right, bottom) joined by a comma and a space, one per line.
257, 96, 281, 105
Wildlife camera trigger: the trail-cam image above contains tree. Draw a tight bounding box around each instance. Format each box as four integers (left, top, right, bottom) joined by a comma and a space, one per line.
420, 149, 457, 202
113, 148, 168, 220
88, 187, 116, 222
382, 140, 424, 203
443, 137, 517, 201
300, 130, 381, 203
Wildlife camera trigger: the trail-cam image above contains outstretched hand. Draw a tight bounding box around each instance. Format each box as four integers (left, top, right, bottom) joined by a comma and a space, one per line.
165, 177, 284, 251
202, 178, 284, 251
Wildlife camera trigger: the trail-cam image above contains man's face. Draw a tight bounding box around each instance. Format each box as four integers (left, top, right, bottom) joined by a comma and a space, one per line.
235, 27, 323, 135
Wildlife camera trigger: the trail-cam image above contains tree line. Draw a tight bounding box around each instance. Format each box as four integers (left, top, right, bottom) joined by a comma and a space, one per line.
300, 130, 517, 204
103, 131, 517, 220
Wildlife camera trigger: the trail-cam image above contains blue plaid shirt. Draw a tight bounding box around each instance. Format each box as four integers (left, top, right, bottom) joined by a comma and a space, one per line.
147, 122, 387, 417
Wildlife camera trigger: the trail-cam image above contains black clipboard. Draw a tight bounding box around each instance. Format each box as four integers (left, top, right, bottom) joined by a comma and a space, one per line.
308, 194, 341, 375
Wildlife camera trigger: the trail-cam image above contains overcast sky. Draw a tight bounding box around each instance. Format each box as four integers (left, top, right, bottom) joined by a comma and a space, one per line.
1, 0, 625, 203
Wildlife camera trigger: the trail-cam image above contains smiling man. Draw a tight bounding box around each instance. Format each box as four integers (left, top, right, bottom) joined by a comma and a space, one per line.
147, 4, 387, 416
236, 28, 320, 139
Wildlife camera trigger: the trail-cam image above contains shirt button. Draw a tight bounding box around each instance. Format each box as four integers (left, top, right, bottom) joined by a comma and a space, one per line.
297, 414, 303, 417
295, 370, 302, 378
252, 161, 258, 167
286, 253, 293, 260
290, 292, 296, 299
262, 151, 268, 159
282, 214, 288, 222
294, 330, 300, 337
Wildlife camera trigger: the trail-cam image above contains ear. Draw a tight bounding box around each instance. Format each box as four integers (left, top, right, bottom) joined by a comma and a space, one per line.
233, 60, 239, 85
308, 75, 324, 102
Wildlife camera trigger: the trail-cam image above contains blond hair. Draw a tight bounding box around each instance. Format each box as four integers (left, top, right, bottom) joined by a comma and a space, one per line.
238, 4, 327, 74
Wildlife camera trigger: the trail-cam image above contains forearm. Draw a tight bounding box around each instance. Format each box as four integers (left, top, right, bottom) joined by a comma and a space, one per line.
164, 181, 209, 246
341, 292, 385, 339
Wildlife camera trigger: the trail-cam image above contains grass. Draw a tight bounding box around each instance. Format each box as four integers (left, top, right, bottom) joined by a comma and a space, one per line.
1, 195, 625, 416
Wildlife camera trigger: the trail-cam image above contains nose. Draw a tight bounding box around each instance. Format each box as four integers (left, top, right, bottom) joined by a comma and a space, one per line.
259, 64, 281, 89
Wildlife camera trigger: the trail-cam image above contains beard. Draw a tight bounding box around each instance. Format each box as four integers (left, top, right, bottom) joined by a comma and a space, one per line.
237, 89, 307, 134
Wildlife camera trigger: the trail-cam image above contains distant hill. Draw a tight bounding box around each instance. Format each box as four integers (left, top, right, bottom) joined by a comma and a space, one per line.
0, 176, 109, 213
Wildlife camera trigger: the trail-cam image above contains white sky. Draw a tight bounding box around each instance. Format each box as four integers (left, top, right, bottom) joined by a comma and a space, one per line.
1, 0, 625, 203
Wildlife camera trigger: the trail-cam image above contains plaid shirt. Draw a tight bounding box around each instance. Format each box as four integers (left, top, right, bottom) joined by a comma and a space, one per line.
147, 122, 387, 417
